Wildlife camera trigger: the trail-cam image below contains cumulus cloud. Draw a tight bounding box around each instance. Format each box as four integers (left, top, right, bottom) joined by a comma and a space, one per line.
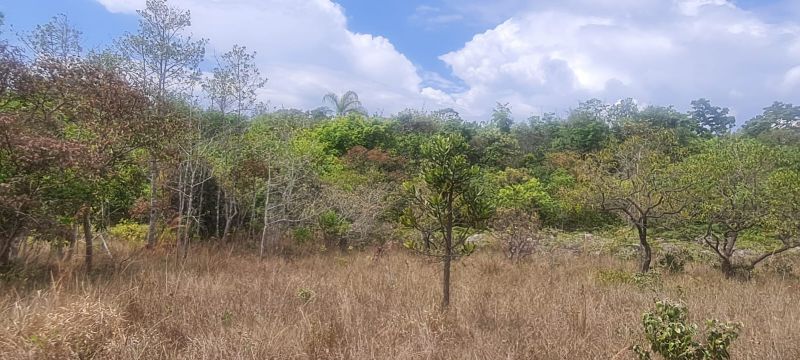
95, 0, 800, 122
440, 0, 800, 121
94, 0, 444, 114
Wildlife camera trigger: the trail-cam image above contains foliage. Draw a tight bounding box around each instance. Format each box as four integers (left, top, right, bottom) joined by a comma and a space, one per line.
633, 300, 741, 360
400, 133, 493, 308
108, 221, 148, 244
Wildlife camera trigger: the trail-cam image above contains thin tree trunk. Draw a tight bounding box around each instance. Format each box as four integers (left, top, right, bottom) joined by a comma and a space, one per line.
637, 220, 651, 273
442, 192, 454, 310
146, 155, 159, 249
216, 187, 222, 239
260, 169, 272, 258
83, 211, 93, 273
175, 162, 186, 252
182, 162, 197, 260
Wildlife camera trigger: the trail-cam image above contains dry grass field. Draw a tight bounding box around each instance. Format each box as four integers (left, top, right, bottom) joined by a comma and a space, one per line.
1, 244, 800, 359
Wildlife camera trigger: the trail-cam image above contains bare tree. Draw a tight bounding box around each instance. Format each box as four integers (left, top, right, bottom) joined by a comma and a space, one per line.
115, 0, 206, 249
203, 45, 267, 119
20, 14, 82, 62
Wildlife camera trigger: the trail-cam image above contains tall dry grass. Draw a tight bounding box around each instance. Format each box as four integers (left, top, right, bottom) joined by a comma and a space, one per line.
1, 244, 799, 359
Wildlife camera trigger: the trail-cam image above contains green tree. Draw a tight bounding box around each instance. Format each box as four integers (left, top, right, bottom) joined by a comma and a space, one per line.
741, 102, 800, 144
689, 98, 735, 137
323, 90, 365, 116
682, 139, 800, 278
401, 134, 493, 309
490, 102, 513, 133
580, 131, 687, 272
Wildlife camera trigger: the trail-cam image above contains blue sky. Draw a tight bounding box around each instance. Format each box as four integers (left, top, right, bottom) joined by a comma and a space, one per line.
1, 0, 799, 122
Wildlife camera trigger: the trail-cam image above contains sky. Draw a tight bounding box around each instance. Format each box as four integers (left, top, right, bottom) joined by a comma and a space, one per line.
1, 0, 798, 123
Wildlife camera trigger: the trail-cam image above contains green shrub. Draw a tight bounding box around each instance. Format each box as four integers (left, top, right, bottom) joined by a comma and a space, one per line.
657, 247, 692, 273
108, 220, 148, 244
292, 227, 313, 244
633, 300, 741, 360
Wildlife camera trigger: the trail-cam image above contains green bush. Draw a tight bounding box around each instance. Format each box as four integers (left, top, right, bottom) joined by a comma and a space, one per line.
657, 247, 692, 274
633, 300, 741, 360
292, 227, 313, 244
108, 220, 148, 244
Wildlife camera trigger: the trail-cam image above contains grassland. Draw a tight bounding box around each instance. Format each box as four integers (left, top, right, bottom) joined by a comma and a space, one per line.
1, 240, 799, 359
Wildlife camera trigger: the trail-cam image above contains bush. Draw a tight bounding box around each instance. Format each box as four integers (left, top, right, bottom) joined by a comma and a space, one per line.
657, 247, 692, 274
292, 227, 313, 244
633, 300, 741, 360
108, 220, 148, 244
492, 208, 541, 262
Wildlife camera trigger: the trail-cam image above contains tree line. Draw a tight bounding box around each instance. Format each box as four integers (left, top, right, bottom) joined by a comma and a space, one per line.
1, 0, 800, 309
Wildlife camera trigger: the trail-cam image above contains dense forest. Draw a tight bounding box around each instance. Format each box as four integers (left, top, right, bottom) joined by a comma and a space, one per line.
3, 1, 800, 358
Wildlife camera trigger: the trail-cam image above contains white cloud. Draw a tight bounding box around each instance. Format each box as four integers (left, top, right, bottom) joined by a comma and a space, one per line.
96, 0, 800, 122
440, 0, 800, 121
94, 0, 441, 115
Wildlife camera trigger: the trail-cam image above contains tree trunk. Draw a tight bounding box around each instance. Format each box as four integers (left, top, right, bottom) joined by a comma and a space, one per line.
260, 171, 271, 258
637, 221, 651, 273
720, 257, 735, 279
182, 163, 196, 261
222, 193, 237, 243
0, 232, 22, 267
83, 211, 93, 273
441, 191, 454, 310
146, 155, 159, 249
65, 224, 78, 261
216, 187, 222, 239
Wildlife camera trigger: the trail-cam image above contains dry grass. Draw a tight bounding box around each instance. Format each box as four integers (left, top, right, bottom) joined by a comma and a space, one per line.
1, 243, 800, 359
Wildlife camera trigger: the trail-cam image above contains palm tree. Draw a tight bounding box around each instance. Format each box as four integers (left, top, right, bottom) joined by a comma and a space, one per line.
323, 90, 366, 116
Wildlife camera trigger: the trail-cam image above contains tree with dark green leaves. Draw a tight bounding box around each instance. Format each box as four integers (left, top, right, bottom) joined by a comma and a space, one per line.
689, 98, 735, 137
742, 102, 800, 144
401, 134, 493, 309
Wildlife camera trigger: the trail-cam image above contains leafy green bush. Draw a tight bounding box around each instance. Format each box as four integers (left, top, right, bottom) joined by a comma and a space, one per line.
658, 247, 692, 274
292, 227, 313, 244
108, 220, 148, 244
633, 300, 741, 360
319, 210, 351, 251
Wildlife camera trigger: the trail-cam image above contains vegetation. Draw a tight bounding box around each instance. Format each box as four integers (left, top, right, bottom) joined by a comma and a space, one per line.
1, 1, 800, 358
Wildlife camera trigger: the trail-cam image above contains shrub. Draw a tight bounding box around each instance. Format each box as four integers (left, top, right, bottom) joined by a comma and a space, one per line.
492, 208, 541, 262
292, 227, 313, 244
108, 220, 148, 244
633, 300, 741, 360
657, 248, 690, 274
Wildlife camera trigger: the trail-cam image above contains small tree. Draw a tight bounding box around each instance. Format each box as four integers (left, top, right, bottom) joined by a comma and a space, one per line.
682, 139, 800, 278
401, 134, 492, 309
580, 131, 686, 272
